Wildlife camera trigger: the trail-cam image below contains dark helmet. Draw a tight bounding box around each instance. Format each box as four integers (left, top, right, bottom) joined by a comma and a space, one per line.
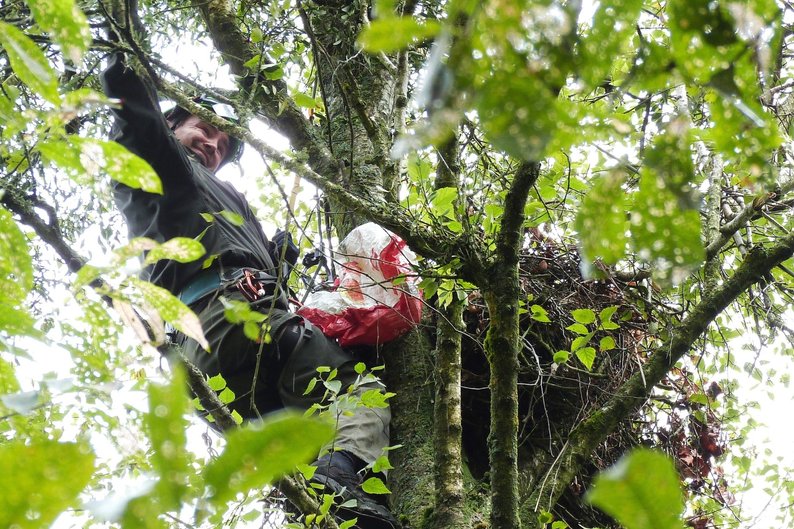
165, 95, 244, 167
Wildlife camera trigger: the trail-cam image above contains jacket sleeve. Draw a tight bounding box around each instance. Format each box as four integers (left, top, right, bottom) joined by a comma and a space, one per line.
100, 52, 195, 194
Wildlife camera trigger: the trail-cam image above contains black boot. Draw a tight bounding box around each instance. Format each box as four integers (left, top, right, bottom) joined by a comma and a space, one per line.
310, 451, 399, 529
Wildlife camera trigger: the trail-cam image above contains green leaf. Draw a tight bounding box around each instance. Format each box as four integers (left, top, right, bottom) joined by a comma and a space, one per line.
39, 137, 162, 194
25, 0, 92, 63
0, 439, 95, 529
575, 347, 596, 370
293, 91, 321, 109
143, 237, 206, 265
629, 170, 704, 283
144, 368, 190, 510
688, 392, 709, 406
577, 0, 644, 88
207, 374, 227, 391
339, 519, 358, 529
303, 377, 318, 396
446, 220, 463, 233
599, 306, 619, 324
296, 462, 317, 480
571, 309, 596, 325
360, 389, 395, 409
418, 277, 439, 299
324, 379, 342, 395
566, 323, 590, 335
586, 448, 685, 529
0, 86, 17, 123
0, 206, 35, 336
361, 476, 391, 495
128, 277, 209, 350
553, 350, 570, 364
599, 336, 616, 352
571, 334, 592, 352
219, 387, 236, 404
430, 187, 458, 219
0, 206, 32, 300
575, 171, 630, 270
703, 84, 782, 187
354, 362, 367, 375
0, 21, 59, 104
477, 69, 559, 160
0, 357, 21, 394
668, 0, 739, 84
358, 17, 441, 53
243, 53, 262, 69
372, 454, 394, 473
222, 297, 267, 325
203, 412, 334, 505
531, 305, 551, 323
219, 210, 245, 226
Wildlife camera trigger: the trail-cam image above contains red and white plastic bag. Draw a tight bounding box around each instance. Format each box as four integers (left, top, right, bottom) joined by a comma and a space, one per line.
297, 223, 422, 346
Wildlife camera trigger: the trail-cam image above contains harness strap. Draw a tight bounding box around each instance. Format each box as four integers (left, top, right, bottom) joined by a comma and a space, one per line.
178, 269, 221, 306
177, 267, 285, 307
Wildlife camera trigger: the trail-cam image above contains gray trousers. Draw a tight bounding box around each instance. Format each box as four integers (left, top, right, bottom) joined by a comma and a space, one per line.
178, 290, 390, 464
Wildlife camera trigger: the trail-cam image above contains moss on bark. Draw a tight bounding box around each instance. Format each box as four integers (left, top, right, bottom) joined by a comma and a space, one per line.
383, 328, 436, 528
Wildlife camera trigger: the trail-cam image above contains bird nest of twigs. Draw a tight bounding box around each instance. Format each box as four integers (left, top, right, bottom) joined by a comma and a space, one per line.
458, 230, 729, 527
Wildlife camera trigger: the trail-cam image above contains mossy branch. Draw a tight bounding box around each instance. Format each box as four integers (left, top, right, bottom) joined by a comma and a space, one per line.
494, 162, 541, 266
430, 134, 466, 529
433, 300, 466, 529
482, 161, 540, 529
705, 177, 794, 260
189, 0, 339, 179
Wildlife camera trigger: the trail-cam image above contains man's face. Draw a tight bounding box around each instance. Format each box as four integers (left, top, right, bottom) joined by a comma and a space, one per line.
172, 115, 230, 172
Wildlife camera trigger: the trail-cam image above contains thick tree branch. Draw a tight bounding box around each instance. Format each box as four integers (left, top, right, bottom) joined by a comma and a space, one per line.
432, 300, 465, 529
494, 162, 542, 266
430, 136, 465, 529
705, 177, 794, 259
523, 232, 794, 521
189, 0, 340, 180
484, 160, 541, 529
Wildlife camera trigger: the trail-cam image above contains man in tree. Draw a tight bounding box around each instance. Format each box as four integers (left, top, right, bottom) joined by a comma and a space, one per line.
101, 24, 397, 529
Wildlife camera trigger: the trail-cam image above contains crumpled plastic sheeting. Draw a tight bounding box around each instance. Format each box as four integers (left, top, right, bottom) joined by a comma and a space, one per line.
297, 223, 422, 346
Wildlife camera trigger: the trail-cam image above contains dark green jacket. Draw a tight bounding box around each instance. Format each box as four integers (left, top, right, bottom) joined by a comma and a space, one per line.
101, 53, 277, 294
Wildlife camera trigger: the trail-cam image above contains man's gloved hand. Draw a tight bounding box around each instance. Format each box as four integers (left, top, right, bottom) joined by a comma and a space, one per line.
272, 229, 299, 267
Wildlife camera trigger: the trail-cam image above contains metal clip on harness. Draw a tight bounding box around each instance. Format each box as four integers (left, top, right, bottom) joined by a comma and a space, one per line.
235, 269, 263, 302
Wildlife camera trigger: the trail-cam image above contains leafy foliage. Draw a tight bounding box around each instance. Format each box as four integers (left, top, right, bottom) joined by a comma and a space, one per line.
0, 439, 95, 529
1, 0, 794, 528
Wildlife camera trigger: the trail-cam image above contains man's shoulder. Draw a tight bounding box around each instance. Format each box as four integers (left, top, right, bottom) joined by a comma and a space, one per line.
196, 167, 250, 208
